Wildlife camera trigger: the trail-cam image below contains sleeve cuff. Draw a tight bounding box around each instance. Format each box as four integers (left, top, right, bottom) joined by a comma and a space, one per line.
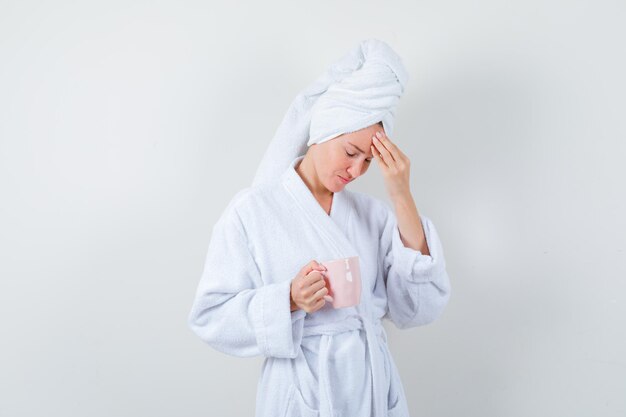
250, 279, 306, 358
391, 214, 446, 283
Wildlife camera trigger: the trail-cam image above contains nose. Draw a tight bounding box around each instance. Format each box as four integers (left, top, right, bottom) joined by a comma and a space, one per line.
347, 159, 366, 178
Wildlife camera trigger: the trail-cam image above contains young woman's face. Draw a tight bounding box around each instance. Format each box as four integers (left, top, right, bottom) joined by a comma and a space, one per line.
313, 123, 383, 192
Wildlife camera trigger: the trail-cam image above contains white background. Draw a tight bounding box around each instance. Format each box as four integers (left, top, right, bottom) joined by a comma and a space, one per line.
1, 0, 624, 416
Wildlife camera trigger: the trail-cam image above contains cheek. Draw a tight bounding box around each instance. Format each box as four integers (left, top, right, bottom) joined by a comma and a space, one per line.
330, 153, 346, 169
324, 156, 339, 177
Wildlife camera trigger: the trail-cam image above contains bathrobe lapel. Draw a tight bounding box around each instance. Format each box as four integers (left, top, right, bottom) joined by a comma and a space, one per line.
281, 155, 358, 261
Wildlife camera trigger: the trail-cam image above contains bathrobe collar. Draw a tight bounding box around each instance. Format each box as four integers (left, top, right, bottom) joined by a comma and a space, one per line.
281, 155, 359, 260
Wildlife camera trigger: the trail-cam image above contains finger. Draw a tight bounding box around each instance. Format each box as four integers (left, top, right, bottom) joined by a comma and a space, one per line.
373, 136, 394, 165
311, 286, 329, 301
376, 130, 399, 151
312, 298, 325, 311
371, 145, 387, 168
305, 269, 323, 279
377, 130, 400, 150
311, 260, 327, 271
370, 145, 382, 161
301, 261, 327, 276
381, 131, 408, 162
304, 278, 326, 296
304, 270, 325, 285
376, 132, 402, 160
374, 133, 395, 161
302, 261, 318, 274
314, 260, 327, 270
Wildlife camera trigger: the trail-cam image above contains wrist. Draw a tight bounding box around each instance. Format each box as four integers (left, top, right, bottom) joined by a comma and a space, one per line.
289, 290, 298, 312
390, 188, 413, 204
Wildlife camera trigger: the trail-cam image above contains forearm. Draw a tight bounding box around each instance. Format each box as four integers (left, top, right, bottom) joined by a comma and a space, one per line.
390, 190, 430, 256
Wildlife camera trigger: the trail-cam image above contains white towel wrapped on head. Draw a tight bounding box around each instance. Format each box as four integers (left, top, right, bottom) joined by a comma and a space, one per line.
253, 38, 409, 188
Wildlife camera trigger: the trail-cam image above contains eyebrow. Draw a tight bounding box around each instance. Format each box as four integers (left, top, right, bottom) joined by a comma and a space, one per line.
347, 141, 372, 157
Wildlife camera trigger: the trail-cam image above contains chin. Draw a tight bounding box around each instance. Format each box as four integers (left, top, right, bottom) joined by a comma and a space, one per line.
330, 178, 348, 192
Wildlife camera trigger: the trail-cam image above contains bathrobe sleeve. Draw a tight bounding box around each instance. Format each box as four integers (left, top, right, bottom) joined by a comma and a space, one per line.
187, 205, 307, 359
381, 207, 451, 329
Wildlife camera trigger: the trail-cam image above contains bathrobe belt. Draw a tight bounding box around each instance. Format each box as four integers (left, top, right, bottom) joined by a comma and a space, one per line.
302, 315, 389, 417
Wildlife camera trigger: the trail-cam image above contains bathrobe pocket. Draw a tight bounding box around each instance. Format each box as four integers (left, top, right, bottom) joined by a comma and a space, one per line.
385, 352, 409, 417
387, 400, 404, 417
283, 384, 319, 417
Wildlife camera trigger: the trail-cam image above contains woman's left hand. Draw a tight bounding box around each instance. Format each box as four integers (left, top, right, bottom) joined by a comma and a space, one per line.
371, 130, 411, 198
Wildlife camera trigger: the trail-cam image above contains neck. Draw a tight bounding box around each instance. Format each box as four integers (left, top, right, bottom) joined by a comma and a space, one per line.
295, 154, 333, 200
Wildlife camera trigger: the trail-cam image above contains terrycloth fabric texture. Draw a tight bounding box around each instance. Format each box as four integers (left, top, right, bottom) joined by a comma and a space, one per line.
188, 155, 451, 417
252, 38, 408, 188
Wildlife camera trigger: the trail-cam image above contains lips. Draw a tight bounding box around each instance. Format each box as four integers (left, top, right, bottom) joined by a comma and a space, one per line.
338, 175, 352, 184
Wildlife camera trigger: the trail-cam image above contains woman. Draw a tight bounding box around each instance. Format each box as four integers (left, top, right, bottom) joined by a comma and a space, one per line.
188, 39, 451, 417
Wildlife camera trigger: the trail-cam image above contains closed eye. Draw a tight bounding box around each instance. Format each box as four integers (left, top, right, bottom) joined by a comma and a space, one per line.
346, 150, 372, 163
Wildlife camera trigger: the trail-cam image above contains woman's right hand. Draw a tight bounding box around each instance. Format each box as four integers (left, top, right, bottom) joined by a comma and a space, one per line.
290, 260, 332, 313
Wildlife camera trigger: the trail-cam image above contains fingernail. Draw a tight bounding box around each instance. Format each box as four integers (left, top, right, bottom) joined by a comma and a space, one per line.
376, 132, 382, 138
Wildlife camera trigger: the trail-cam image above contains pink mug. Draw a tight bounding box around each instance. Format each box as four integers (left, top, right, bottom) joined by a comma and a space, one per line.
319, 256, 361, 308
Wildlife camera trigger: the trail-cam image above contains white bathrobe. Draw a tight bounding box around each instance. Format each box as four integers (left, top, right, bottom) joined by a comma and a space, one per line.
188, 155, 451, 417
